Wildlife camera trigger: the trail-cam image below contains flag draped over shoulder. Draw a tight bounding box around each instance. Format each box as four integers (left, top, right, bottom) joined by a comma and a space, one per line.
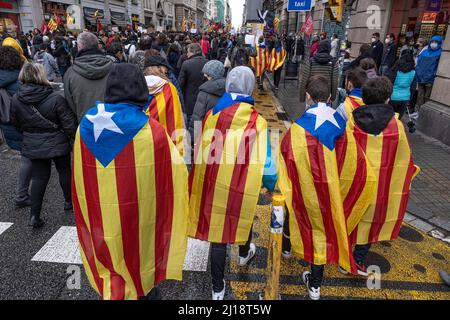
343, 95, 364, 118
268, 47, 286, 72
72, 102, 189, 300
250, 44, 269, 77
278, 103, 372, 273
188, 93, 267, 245
145, 80, 185, 156
346, 116, 419, 245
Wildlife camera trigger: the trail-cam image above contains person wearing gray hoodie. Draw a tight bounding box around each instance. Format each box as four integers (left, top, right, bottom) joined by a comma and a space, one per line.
188, 60, 226, 144
63, 32, 113, 121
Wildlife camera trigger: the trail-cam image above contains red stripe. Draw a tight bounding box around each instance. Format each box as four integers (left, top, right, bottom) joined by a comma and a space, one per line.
114, 141, 144, 297
349, 96, 362, 111
222, 111, 259, 243
195, 104, 239, 240
80, 140, 125, 299
335, 131, 348, 176
281, 130, 314, 263
72, 153, 104, 296
305, 132, 339, 264
149, 119, 174, 283
148, 98, 159, 121
162, 83, 176, 139
342, 134, 368, 220
390, 157, 416, 239
368, 118, 399, 243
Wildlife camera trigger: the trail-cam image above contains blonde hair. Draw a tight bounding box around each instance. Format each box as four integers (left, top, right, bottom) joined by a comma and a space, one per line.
144, 65, 169, 81
19, 62, 51, 86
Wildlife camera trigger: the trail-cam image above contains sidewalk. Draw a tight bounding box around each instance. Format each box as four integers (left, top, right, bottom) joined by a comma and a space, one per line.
265, 74, 450, 241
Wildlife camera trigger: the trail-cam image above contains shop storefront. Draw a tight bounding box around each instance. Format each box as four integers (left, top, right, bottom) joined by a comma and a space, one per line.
83, 6, 105, 31
110, 10, 127, 31
0, 0, 20, 33
41, 1, 70, 31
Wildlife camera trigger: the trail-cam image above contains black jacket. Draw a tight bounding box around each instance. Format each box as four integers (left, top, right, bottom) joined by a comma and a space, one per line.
178, 54, 208, 115
370, 40, 384, 69
11, 83, 77, 159
352, 104, 395, 135
188, 77, 226, 141
381, 43, 397, 68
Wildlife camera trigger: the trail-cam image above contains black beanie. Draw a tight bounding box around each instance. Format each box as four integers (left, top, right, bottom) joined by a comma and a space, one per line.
105, 63, 149, 107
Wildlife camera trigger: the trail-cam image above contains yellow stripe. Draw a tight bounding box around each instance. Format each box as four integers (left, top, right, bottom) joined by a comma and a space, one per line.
165, 131, 189, 278
355, 131, 384, 245
168, 83, 185, 157
96, 155, 137, 299
132, 124, 157, 294
155, 90, 167, 130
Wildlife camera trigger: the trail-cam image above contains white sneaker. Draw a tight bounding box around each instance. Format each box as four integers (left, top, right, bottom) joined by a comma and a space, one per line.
281, 250, 293, 259
212, 280, 226, 300
339, 264, 369, 277
338, 266, 349, 275
410, 111, 419, 120
302, 271, 321, 300
238, 243, 256, 266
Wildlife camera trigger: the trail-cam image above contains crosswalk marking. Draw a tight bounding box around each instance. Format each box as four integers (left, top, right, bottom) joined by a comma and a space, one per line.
0, 222, 13, 236
30, 226, 210, 272
31, 226, 82, 264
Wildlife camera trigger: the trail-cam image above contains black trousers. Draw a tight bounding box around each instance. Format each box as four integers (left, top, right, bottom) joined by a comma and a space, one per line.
353, 244, 372, 265
390, 100, 408, 119
273, 68, 282, 88
30, 154, 72, 218
210, 225, 253, 292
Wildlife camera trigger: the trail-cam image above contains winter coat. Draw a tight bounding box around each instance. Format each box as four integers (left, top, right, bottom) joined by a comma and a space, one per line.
188, 77, 226, 141
381, 42, 397, 68
10, 83, 77, 159
53, 41, 72, 68
330, 38, 339, 58
33, 51, 59, 82
178, 54, 208, 115
310, 41, 319, 57
63, 48, 113, 121
416, 35, 443, 84
299, 43, 340, 102
391, 70, 416, 102
370, 40, 384, 69
0, 69, 22, 150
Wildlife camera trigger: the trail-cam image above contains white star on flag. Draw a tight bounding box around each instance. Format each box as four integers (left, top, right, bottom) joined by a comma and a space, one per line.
86, 104, 124, 142
306, 102, 341, 131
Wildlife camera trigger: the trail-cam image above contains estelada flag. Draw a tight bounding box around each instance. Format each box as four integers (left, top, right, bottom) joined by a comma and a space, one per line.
250, 43, 269, 77
278, 102, 375, 273
343, 94, 364, 119
72, 102, 189, 300
346, 111, 420, 245
145, 78, 185, 157
267, 47, 286, 72
188, 93, 268, 244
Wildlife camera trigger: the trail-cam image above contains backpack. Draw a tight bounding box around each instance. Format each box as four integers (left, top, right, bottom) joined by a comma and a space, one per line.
0, 88, 12, 124
234, 47, 249, 67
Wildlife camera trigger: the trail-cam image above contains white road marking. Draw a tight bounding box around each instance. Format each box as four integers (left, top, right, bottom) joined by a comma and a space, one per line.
32, 226, 82, 264
183, 238, 210, 272
0, 222, 13, 236
31, 227, 211, 272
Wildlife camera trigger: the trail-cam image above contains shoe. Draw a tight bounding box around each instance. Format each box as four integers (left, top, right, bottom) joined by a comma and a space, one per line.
15, 198, 31, 209
302, 271, 320, 300
64, 201, 73, 211
281, 250, 293, 259
410, 111, 419, 120
238, 243, 256, 266
212, 280, 226, 300
29, 215, 44, 228
439, 270, 450, 287
338, 263, 369, 277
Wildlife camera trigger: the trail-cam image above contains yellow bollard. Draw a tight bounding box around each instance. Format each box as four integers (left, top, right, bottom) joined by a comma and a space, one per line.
264, 194, 285, 300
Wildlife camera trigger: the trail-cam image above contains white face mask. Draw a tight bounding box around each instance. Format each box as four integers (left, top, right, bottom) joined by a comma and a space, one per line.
371, 37, 376, 43
385, 38, 390, 44
430, 42, 438, 50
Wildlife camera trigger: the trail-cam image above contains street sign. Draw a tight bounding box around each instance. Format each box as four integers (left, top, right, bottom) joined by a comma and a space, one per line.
287, 0, 313, 12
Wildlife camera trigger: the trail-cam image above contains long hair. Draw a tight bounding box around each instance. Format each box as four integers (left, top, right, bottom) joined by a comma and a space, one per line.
19, 62, 51, 86
392, 49, 415, 73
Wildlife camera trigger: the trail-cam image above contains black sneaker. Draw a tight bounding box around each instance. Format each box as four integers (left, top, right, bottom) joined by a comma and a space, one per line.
29, 215, 44, 228
302, 271, 320, 300
15, 198, 31, 209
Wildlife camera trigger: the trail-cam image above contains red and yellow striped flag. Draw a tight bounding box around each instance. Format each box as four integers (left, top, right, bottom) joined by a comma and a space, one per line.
346, 117, 420, 245
267, 47, 286, 72
188, 101, 267, 244
343, 95, 364, 118
250, 44, 269, 77
47, 18, 58, 31
73, 105, 189, 300
278, 123, 375, 273
146, 82, 185, 156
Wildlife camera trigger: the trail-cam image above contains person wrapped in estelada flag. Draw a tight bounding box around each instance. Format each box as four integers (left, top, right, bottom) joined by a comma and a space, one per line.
188, 66, 277, 300
249, 35, 269, 89
337, 76, 420, 276
336, 68, 367, 122
278, 75, 377, 300
144, 56, 185, 157
72, 64, 189, 300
